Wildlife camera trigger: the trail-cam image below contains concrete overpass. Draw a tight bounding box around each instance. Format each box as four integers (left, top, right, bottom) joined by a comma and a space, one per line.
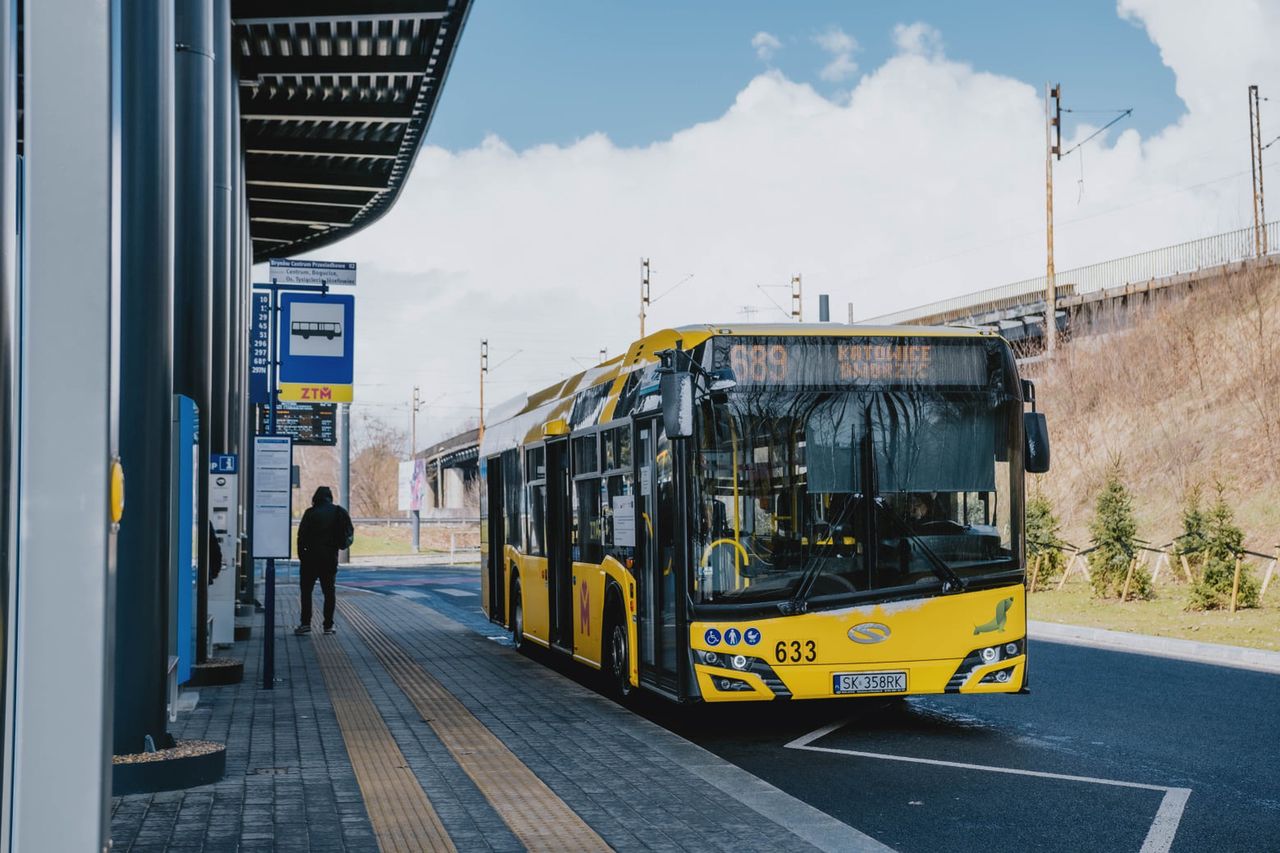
861, 220, 1280, 354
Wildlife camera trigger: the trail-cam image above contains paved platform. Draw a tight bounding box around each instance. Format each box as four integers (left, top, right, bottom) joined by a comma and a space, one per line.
111, 577, 880, 852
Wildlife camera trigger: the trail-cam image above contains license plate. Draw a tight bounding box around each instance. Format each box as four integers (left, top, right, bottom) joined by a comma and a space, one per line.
832, 670, 907, 694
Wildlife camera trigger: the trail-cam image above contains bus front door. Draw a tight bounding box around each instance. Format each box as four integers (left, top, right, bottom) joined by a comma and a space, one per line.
484, 457, 505, 623
545, 437, 574, 651
635, 417, 679, 696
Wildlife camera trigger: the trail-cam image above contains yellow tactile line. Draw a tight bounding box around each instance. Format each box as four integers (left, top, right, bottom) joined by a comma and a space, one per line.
338, 598, 613, 853
303, 604, 457, 853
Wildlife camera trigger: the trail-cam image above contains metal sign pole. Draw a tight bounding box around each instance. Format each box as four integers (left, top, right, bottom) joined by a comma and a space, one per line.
263, 281, 278, 689
254, 272, 348, 689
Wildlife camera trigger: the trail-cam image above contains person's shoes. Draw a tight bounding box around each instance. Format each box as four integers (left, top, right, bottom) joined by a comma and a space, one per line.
323, 625, 336, 635
294, 625, 311, 635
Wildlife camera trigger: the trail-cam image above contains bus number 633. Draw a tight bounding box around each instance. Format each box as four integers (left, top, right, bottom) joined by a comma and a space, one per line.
775, 640, 817, 663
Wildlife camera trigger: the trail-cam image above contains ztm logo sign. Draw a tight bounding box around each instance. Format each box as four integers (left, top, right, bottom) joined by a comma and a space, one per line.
579, 581, 590, 635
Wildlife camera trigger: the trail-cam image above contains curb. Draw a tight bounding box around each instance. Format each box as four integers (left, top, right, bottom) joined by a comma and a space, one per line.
1029, 620, 1280, 675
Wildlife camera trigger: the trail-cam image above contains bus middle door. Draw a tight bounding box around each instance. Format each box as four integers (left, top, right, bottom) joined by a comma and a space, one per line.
545, 437, 573, 652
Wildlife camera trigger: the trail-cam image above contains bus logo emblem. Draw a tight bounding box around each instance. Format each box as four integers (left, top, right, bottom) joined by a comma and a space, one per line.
848, 622, 891, 644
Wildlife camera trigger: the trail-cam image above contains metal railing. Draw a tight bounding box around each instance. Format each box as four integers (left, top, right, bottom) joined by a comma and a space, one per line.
863, 221, 1280, 326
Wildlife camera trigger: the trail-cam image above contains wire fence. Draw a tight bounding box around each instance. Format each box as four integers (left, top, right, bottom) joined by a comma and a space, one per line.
863, 221, 1280, 326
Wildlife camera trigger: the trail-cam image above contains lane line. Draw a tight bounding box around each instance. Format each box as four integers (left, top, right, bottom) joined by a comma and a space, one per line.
1140, 787, 1192, 853
786, 719, 1191, 853
435, 588, 473, 598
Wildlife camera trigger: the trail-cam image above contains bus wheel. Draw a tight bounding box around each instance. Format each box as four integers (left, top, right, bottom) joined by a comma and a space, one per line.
510, 577, 526, 653
606, 610, 633, 700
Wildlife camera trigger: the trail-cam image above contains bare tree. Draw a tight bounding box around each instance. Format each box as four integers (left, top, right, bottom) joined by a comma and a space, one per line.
350, 414, 407, 517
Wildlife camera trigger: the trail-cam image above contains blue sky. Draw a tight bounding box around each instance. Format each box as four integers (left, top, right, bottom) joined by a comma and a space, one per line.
336, 0, 1280, 439
429, 0, 1182, 151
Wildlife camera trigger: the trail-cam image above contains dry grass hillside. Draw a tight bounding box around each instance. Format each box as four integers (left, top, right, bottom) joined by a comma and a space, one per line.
1029, 265, 1280, 555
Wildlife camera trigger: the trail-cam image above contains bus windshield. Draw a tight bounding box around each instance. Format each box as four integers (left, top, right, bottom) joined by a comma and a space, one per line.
692, 388, 1021, 609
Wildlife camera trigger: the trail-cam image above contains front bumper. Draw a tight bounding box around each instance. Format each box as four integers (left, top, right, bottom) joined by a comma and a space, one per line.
694, 643, 1027, 702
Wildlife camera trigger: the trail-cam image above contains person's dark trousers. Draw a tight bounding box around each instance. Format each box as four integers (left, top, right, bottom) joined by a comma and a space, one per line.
300, 560, 338, 629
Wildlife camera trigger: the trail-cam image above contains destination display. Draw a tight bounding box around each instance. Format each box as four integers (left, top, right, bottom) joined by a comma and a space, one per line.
710, 336, 992, 388
257, 402, 336, 446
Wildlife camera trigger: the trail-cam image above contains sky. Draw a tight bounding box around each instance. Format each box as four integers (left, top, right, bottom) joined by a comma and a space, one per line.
277, 0, 1280, 449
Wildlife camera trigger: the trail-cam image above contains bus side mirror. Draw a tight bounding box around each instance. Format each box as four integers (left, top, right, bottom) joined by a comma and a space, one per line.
1024, 412, 1050, 473
660, 372, 694, 439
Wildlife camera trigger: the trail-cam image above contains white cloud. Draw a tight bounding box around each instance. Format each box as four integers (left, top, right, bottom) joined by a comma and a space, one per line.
893, 22, 943, 58
814, 26, 859, 82
312, 4, 1280, 443
751, 31, 781, 62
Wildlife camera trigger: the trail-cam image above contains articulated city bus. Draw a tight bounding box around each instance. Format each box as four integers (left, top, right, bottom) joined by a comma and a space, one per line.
479, 324, 1050, 703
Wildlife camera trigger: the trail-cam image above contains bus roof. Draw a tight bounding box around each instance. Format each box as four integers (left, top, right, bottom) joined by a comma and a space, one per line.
479, 323, 1006, 459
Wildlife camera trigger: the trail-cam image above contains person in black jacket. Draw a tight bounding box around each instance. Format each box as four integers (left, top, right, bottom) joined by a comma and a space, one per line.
294, 486, 354, 635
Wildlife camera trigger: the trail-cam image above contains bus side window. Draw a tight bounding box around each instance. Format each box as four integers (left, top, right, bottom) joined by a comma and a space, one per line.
503, 449, 523, 553
575, 478, 603, 563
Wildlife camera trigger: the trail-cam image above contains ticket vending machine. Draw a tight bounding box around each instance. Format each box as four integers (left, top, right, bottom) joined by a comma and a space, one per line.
170, 396, 198, 687
208, 455, 238, 647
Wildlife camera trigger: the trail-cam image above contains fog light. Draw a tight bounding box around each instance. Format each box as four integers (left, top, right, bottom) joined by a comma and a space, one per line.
1005, 642, 1019, 656
981, 646, 998, 664
995, 670, 1011, 683
719, 679, 732, 690
732, 655, 748, 670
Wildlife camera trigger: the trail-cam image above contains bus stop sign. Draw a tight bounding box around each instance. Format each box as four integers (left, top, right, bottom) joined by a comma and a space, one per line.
277, 292, 354, 402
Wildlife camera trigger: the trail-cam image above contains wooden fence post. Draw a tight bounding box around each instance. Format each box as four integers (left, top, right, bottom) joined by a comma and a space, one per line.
1229, 555, 1242, 613
1120, 557, 1137, 603
1058, 550, 1083, 590
1180, 554, 1194, 583
1029, 554, 1042, 593
1151, 551, 1169, 583
1261, 546, 1278, 599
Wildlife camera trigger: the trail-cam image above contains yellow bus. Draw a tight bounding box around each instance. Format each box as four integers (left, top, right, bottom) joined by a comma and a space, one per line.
479, 324, 1050, 703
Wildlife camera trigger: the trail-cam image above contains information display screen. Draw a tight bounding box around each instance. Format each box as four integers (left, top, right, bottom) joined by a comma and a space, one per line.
709, 336, 995, 390
256, 402, 336, 446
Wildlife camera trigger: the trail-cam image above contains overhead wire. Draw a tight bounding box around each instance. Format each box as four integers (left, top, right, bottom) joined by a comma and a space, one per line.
1059, 108, 1133, 159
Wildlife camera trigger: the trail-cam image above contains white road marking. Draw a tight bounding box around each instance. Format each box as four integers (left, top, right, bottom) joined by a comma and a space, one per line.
785, 718, 1191, 853
436, 588, 473, 598
1141, 787, 1192, 853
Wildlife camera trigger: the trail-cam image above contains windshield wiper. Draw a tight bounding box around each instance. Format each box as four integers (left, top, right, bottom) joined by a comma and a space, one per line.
876, 497, 967, 592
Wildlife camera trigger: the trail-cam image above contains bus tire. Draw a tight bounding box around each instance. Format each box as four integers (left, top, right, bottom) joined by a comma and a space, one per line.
604, 601, 633, 700
510, 575, 526, 653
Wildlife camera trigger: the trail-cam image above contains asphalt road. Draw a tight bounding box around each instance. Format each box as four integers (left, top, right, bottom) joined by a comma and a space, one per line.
338, 564, 1280, 853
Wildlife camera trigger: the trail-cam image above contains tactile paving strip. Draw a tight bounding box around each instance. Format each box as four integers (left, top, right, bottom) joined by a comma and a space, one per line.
309, 620, 457, 852
338, 598, 613, 852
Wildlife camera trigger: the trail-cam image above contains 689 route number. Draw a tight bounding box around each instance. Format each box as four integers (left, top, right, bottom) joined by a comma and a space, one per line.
775, 639, 817, 663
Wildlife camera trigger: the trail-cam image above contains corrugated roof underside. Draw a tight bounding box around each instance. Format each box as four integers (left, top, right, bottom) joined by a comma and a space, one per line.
234, 0, 470, 261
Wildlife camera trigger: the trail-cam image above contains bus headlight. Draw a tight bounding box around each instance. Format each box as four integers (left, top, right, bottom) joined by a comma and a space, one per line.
695, 649, 756, 671
945, 638, 1026, 693
980, 665, 1017, 685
